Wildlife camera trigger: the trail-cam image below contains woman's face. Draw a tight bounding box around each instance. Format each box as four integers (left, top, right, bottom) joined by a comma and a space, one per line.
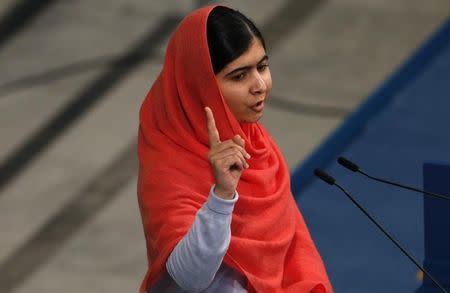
215, 38, 272, 123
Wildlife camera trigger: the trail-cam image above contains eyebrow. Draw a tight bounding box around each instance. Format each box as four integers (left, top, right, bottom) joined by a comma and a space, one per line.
225, 55, 269, 77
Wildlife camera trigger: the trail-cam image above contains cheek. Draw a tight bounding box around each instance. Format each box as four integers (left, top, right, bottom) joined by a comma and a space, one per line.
220, 84, 247, 110
264, 71, 273, 92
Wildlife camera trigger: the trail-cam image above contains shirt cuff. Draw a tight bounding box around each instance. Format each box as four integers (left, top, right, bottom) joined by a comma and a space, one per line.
206, 184, 239, 215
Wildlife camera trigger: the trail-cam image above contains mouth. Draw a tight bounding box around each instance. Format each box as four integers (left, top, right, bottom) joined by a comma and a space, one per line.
250, 100, 265, 112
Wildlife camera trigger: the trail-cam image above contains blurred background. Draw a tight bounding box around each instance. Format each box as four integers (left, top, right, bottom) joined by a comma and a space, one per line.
0, 0, 448, 292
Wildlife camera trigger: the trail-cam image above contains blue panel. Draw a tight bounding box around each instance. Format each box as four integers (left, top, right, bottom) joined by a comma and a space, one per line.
290, 17, 450, 293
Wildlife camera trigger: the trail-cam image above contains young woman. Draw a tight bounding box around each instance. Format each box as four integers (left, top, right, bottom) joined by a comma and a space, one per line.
137, 5, 332, 293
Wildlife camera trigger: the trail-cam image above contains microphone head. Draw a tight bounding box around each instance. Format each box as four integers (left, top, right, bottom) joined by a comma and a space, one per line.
337, 156, 359, 172
314, 168, 336, 185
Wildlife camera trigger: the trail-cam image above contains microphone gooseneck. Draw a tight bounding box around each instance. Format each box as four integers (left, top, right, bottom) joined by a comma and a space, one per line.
313, 169, 447, 293
337, 156, 450, 201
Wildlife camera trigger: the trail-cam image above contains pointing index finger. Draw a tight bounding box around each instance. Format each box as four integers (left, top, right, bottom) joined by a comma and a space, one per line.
205, 107, 221, 147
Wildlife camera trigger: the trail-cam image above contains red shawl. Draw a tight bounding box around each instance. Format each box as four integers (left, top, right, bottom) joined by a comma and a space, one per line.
137, 5, 332, 293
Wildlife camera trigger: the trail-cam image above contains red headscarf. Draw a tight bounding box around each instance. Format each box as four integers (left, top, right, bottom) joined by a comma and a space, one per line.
137, 5, 332, 293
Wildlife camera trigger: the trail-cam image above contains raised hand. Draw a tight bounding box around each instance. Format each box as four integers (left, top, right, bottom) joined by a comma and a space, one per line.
204, 107, 250, 200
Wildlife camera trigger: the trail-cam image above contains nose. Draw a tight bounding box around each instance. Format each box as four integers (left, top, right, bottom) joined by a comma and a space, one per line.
250, 72, 267, 95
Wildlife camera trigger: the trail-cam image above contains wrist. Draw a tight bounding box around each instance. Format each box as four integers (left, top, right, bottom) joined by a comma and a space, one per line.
213, 185, 235, 200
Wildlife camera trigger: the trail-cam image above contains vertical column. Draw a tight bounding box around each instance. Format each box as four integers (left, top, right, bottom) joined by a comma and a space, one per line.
417, 162, 450, 292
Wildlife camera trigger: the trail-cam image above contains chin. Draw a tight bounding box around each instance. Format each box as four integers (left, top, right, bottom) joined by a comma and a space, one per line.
240, 115, 263, 123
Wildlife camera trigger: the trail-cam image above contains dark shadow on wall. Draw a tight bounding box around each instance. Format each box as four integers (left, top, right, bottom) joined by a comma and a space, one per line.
0, 0, 59, 50
0, 15, 181, 192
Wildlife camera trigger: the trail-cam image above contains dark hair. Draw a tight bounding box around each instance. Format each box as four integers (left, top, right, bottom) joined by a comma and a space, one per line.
207, 6, 266, 74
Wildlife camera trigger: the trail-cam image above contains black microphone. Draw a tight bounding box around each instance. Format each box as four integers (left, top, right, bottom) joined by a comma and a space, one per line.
337, 156, 450, 201
314, 168, 447, 293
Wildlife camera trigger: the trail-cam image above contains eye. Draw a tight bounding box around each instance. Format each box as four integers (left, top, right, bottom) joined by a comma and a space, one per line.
257, 64, 268, 72
232, 72, 246, 81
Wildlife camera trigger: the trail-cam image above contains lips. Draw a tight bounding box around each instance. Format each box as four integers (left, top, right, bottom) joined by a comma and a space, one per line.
250, 100, 265, 112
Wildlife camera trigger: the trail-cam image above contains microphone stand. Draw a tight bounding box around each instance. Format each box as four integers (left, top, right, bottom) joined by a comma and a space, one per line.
314, 169, 448, 293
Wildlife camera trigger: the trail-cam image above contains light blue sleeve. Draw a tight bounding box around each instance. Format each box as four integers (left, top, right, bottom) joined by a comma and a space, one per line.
165, 185, 238, 292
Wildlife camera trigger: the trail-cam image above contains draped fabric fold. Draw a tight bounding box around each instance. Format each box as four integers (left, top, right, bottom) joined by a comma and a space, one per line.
137, 5, 332, 292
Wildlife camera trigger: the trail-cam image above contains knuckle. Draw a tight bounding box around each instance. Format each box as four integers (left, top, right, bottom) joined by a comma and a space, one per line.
231, 145, 242, 152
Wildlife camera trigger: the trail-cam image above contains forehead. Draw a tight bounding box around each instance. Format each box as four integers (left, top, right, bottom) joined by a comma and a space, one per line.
223, 39, 266, 70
